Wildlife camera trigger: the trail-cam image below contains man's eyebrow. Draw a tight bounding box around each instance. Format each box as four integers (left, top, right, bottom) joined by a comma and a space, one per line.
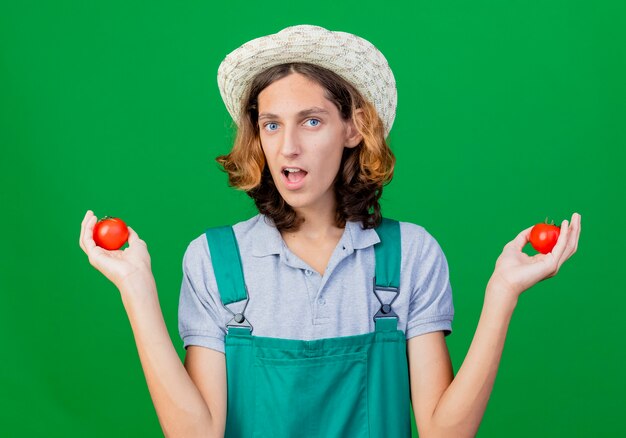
258, 107, 330, 121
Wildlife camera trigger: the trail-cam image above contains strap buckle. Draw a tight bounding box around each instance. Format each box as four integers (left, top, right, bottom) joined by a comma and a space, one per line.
372, 277, 399, 322
222, 285, 254, 333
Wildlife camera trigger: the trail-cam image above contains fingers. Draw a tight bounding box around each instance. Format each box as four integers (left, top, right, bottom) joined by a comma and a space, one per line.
551, 218, 570, 260
550, 212, 581, 271
127, 226, 138, 244
559, 212, 581, 262
79, 212, 86, 251
508, 212, 581, 259
80, 210, 98, 255
573, 213, 581, 252
81, 212, 144, 256
79, 210, 91, 252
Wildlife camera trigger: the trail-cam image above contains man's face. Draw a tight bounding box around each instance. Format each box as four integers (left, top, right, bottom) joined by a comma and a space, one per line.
257, 72, 360, 215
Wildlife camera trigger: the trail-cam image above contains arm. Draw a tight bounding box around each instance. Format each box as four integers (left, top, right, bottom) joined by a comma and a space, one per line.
407, 286, 516, 438
120, 277, 226, 438
184, 346, 227, 436
79, 210, 225, 437
409, 213, 581, 437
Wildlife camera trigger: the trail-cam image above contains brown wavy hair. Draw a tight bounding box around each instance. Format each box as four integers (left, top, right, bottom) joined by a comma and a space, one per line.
215, 62, 395, 231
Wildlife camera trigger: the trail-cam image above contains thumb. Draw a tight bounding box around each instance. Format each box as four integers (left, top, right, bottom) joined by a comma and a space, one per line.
127, 226, 144, 246
507, 225, 534, 252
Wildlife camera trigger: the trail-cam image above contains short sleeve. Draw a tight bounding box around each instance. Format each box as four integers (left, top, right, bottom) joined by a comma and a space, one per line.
177, 236, 227, 354
405, 226, 455, 339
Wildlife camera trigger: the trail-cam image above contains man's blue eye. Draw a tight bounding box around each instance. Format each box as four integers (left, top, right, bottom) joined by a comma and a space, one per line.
307, 119, 320, 127
265, 123, 278, 131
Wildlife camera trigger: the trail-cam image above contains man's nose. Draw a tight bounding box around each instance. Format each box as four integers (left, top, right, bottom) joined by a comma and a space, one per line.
279, 124, 301, 157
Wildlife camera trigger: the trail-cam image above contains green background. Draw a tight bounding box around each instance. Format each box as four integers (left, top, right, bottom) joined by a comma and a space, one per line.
1, 0, 624, 436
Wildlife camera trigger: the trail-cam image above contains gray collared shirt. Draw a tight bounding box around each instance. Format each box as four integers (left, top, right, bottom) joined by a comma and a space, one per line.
178, 213, 454, 354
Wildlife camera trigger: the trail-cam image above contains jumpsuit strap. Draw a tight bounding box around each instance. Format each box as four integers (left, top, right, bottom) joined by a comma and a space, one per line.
205, 225, 252, 334
205, 218, 402, 334
373, 218, 402, 332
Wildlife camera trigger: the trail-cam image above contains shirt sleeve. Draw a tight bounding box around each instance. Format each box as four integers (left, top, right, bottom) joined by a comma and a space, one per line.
405, 225, 455, 339
177, 236, 227, 354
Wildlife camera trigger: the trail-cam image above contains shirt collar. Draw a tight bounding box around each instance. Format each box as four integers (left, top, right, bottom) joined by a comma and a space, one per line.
250, 214, 381, 257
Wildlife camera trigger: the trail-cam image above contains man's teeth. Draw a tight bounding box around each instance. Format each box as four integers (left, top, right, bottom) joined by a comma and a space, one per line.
283, 168, 305, 176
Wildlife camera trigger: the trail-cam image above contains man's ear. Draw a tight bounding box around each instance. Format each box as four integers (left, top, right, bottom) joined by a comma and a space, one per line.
345, 108, 364, 148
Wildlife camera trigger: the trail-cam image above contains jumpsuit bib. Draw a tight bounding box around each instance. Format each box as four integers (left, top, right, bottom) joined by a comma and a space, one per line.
205, 218, 412, 438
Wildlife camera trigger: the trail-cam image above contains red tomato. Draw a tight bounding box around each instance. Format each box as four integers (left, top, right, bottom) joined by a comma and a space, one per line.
529, 219, 561, 254
93, 216, 129, 250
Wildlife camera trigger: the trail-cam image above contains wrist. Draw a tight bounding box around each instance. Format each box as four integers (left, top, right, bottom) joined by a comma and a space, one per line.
485, 278, 519, 311
118, 270, 156, 297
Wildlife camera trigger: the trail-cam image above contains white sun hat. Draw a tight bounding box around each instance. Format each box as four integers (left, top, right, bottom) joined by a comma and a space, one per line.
217, 24, 397, 139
